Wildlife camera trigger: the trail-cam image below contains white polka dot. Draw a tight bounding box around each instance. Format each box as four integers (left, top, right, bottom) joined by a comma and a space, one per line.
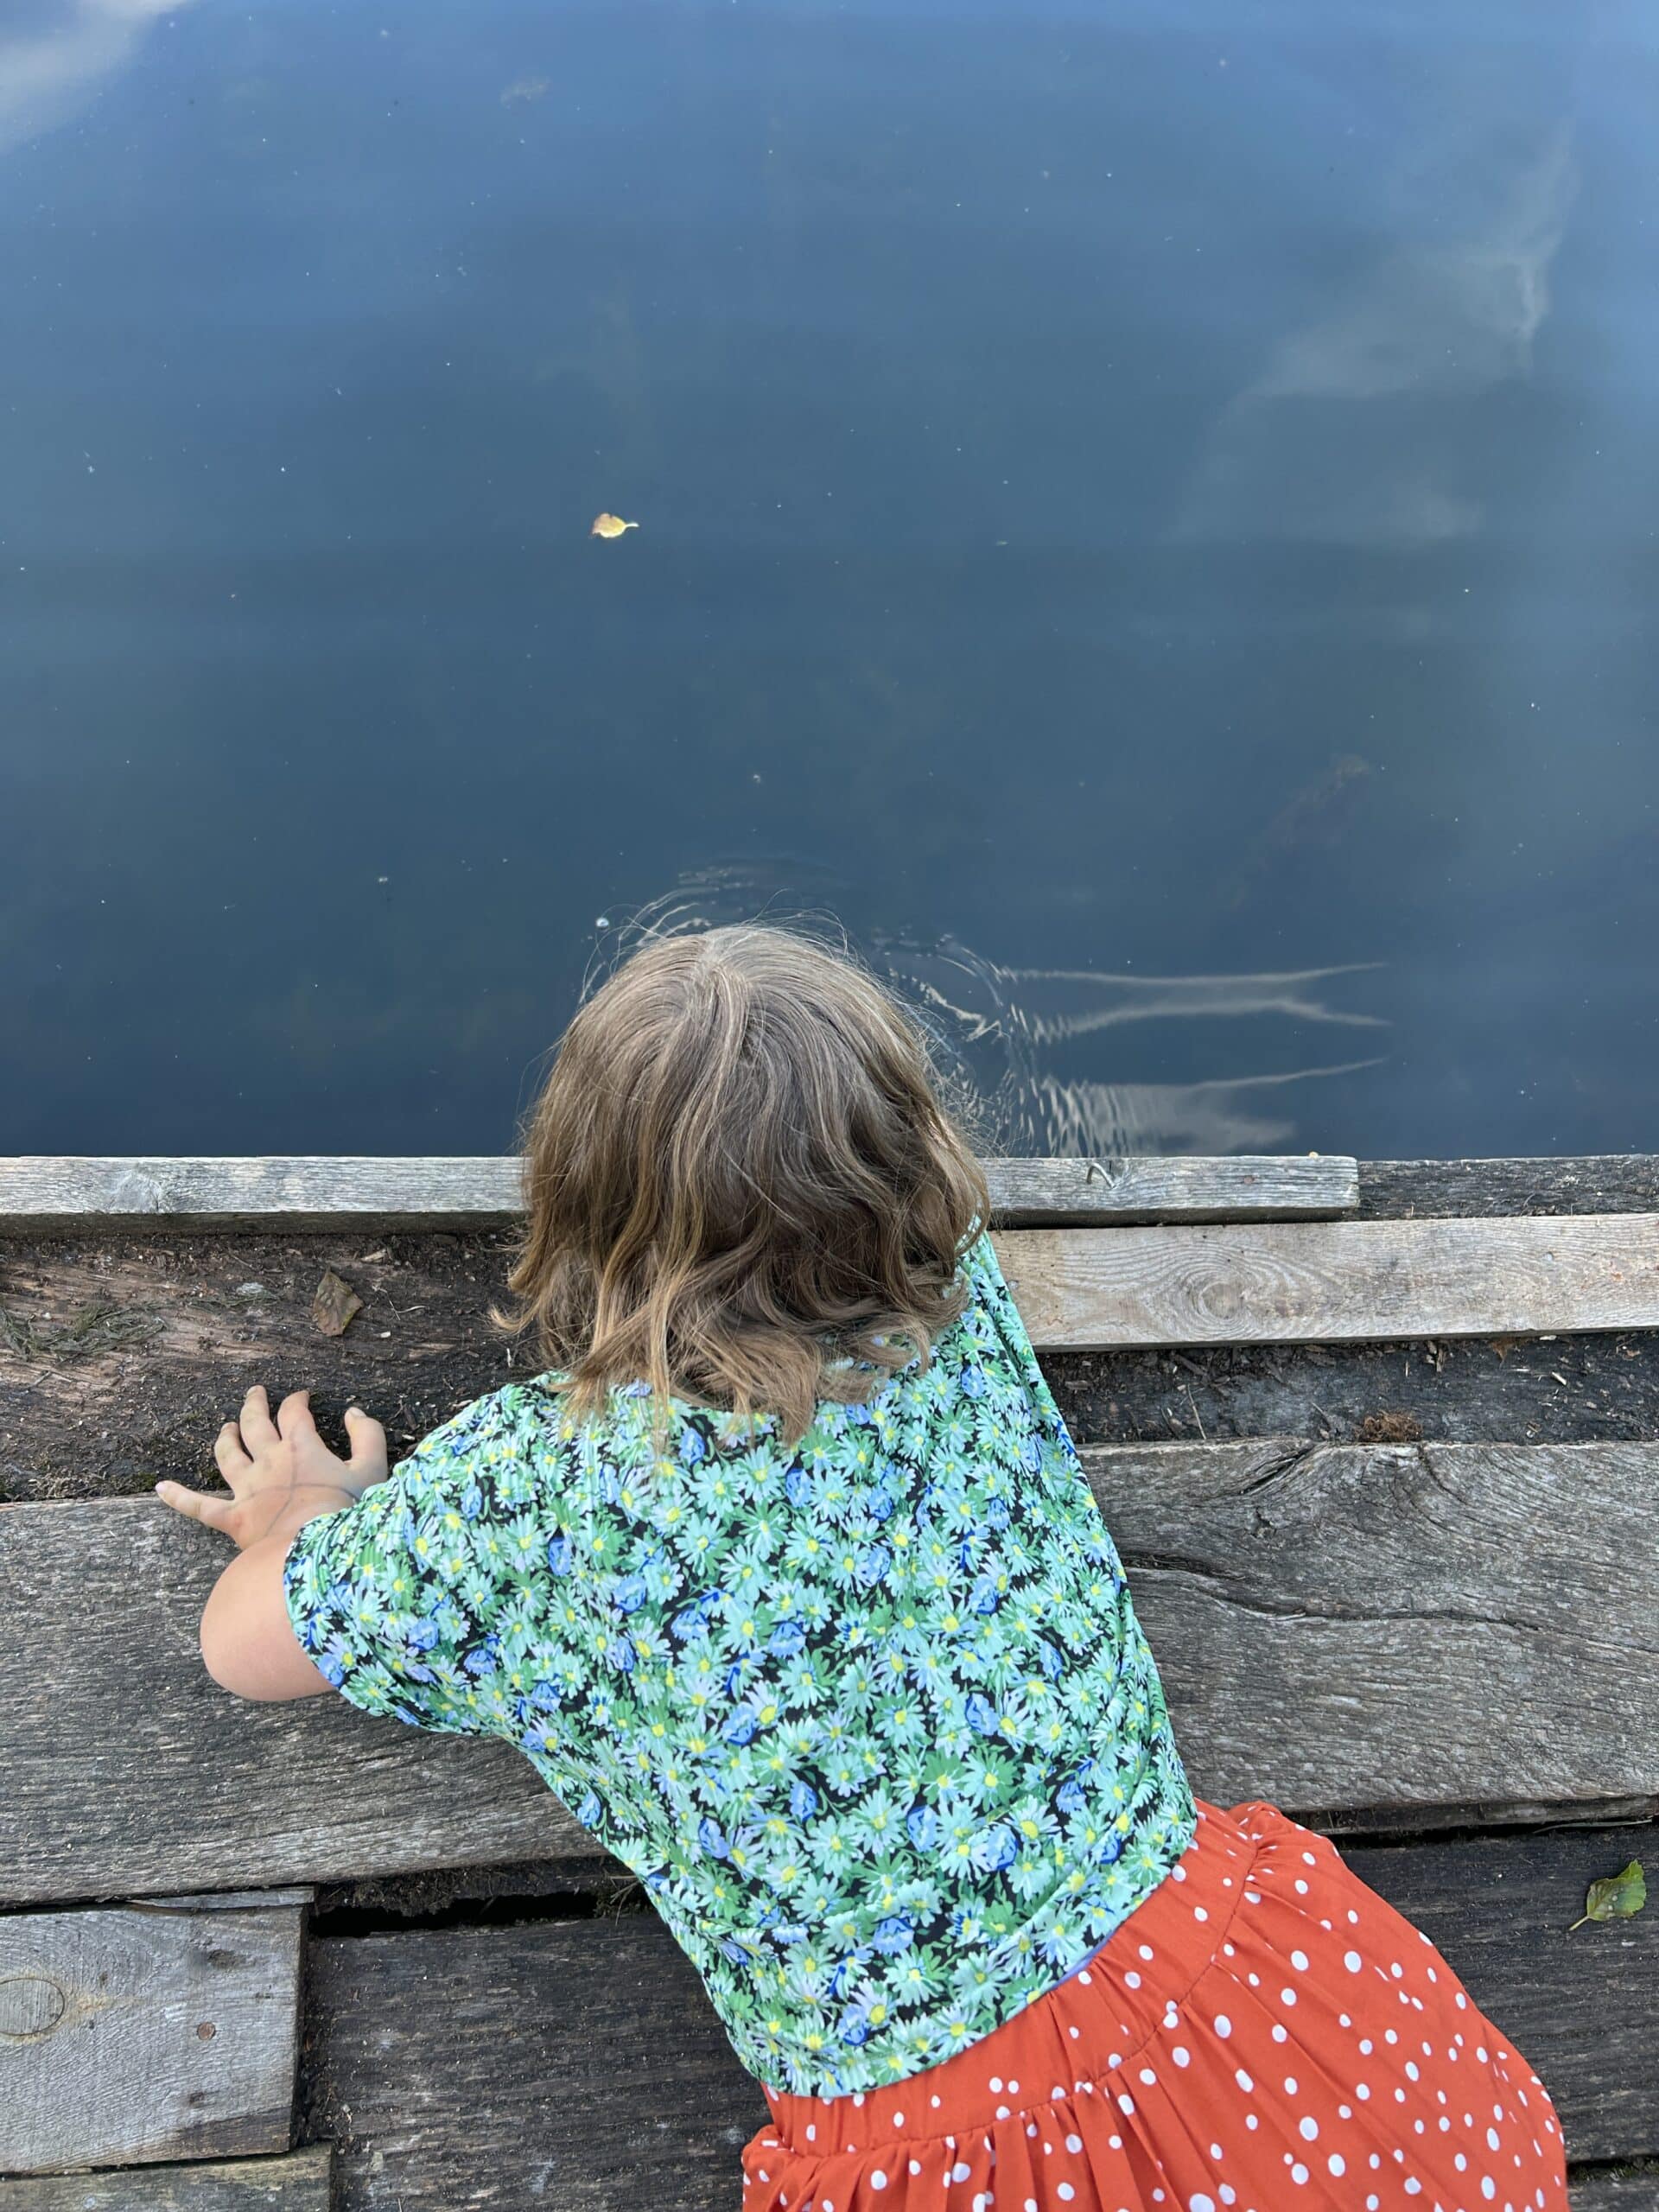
1291, 2164, 1309, 2185
1139, 1944, 1154, 1960
1235, 2069, 1254, 2093
1290, 1949, 1309, 1971
1328, 2156, 1345, 2178
1344, 1950, 1363, 1973
870, 2174, 887, 2192
1058, 2188, 1075, 2203
990, 2076, 1003, 2092
1139, 2068, 1157, 2086
1172, 2044, 1191, 2067
893, 2113, 905, 2126
1126, 1971, 1141, 1988
1280, 1987, 1297, 2006
909, 2164, 921, 2177
1190, 2198, 1217, 2212
1008, 2080, 1020, 2094
1299, 2116, 1318, 2140
1192, 1904, 1209, 1922
1065, 2134, 1083, 2153
951, 2164, 971, 2184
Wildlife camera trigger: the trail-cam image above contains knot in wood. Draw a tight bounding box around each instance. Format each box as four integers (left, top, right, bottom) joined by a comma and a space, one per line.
0, 1971, 68, 2039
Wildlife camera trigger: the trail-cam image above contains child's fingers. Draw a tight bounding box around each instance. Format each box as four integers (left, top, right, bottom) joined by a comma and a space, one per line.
213, 1421, 253, 1478
344, 1405, 387, 1471
276, 1387, 317, 1440
155, 1478, 234, 1534
238, 1384, 279, 1452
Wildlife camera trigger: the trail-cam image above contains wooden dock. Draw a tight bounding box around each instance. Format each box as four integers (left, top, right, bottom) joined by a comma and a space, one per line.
1, 1152, 1655, 2209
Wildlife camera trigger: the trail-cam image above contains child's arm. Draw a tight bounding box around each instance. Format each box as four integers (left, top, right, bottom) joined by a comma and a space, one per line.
156, 1383, 390, 1703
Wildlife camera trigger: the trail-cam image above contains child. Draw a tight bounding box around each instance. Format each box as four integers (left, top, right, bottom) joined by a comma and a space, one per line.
158, 925, 1568, 2211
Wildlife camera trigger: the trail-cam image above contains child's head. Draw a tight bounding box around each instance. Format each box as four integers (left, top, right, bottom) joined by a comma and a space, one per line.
497, 924, 988, 1442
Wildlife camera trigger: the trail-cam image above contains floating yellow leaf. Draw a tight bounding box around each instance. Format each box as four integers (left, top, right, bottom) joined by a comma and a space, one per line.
590, 512, 639, 539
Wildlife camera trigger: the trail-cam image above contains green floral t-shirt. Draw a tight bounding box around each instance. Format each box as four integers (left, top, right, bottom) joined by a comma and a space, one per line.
283, 1233, 1196, 2096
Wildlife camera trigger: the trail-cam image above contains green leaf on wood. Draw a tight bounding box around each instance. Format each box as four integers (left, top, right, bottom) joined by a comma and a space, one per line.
1567, 1858, 1646, 1933
311, 1270, 363, 1338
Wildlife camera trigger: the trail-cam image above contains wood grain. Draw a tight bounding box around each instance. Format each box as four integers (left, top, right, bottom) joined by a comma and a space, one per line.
7, 1149, 1657, 1235
0, 2148, 333, 2210
0, 1498, 576, 1909
3, 1441, 1653, 1905
1084, 1437, 1659, 1818
298, 1819, 1659, 2210
1572, 2170, 1659, 2210
995, 1214, 1659, 1348
0, 1154, 1358, 1235
0, 1897, 304, 2173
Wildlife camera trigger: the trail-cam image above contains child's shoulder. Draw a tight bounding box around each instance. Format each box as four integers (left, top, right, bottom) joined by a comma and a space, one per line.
391, 1374, 580, 1491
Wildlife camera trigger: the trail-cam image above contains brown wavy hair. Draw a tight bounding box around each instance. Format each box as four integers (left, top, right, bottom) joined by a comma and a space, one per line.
492, 925, 989, 1445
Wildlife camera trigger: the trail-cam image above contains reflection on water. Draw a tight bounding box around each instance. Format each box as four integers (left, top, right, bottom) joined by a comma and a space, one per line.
615, 872, 1388, 1158
0, 1, 194, 155
3, 0, 1658, 1160
1178, 73, 1580, 548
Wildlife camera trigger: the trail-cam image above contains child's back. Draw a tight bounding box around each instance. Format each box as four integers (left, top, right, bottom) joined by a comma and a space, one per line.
206, 925, 1566, 2209
285, 1230, 1196, 2094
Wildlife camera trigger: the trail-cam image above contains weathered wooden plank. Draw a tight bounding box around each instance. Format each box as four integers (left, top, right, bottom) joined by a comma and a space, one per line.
995, 1214, 1659, 1349
0, 1154, 1360, 1235
0, 2148, 333, 2211
0, 1897, 305, 2173
8, 1150, 1657, 1236
1084, 1438, 1659, 1819
984, 1154, 1358, 1224
1571, 2169, 1659, 2210
298, 1820, 1659, 2209
1356, 1154, 1659, 1221
3, 1443, 1652, 1905
0, 1498, 577, 1909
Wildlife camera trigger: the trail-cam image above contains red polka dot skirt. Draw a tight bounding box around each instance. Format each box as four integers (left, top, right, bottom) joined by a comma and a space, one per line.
741, 1799, 1567, 2212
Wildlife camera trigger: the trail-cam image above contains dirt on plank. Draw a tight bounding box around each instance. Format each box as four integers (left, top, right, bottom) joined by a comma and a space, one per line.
3, 1228, 1659, 1503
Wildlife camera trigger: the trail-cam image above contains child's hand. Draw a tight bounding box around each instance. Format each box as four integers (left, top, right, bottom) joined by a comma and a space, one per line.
155, 1385, 390, 1552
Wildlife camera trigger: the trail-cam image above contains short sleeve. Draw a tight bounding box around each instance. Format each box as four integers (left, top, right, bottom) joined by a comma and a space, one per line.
281, 1389, 525, 1738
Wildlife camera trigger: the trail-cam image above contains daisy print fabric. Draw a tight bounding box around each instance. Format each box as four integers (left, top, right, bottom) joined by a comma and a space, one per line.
282, 1232, 1198, 2096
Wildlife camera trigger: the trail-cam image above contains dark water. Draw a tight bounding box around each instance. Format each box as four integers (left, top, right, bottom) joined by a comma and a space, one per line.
4, 1, 1657, 1161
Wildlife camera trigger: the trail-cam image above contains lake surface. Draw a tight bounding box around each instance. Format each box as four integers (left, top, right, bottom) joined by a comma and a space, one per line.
4, 0, 1657, 1161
